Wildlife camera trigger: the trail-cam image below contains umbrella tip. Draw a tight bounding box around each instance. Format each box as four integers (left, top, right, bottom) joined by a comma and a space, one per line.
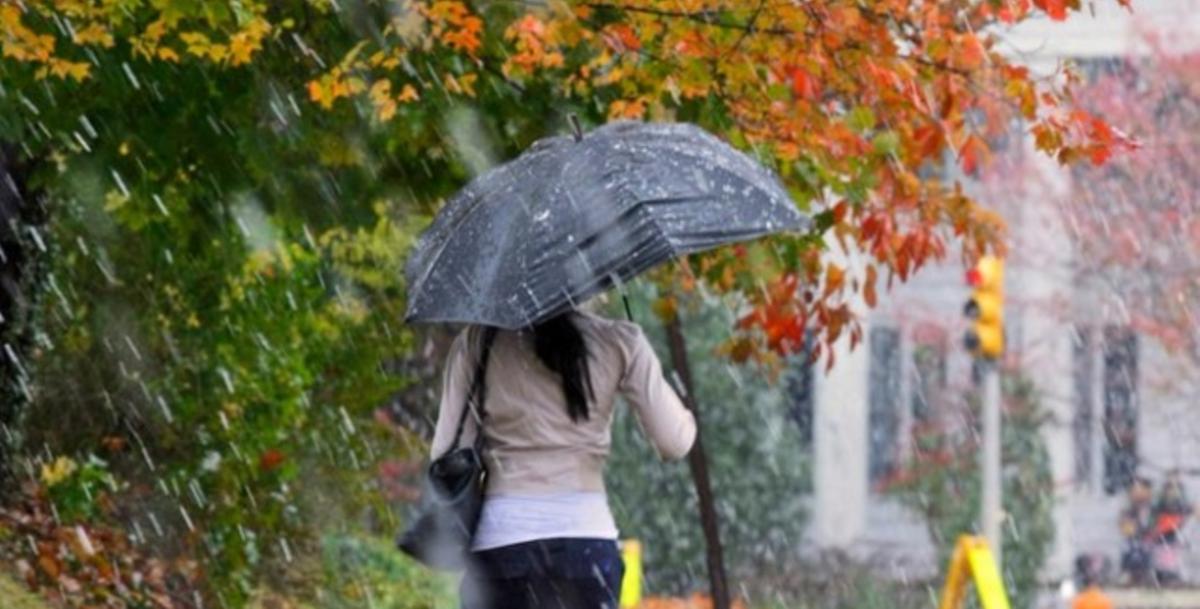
568, 114, 583, 142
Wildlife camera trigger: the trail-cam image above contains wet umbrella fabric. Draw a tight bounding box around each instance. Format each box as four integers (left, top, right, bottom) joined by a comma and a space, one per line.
404, 120, 809, 329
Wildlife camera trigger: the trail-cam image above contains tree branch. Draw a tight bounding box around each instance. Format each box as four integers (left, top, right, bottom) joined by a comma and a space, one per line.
583, 2, 795, 36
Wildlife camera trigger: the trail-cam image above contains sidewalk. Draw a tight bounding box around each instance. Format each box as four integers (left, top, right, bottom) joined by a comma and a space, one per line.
1106, 588, 1200, 609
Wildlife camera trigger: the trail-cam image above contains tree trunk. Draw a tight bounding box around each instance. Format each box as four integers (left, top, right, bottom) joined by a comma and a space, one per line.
664, 315, 730, 609
0, 145, 46, 497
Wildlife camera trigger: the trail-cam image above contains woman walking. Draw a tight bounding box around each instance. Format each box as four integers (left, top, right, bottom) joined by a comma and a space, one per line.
430, 309, 697, 609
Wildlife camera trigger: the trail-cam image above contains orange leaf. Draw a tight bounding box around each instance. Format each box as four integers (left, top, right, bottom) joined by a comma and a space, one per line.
789, 66, 819, 100
602, 23, 641, 53
1035, 0, 1068, 20
958, 33, 986, 70
824, 264, 845, 297
37, 548, 61, 579
958, 134, 990, 174
912, 124, 943, 159
864, 264, 878, 308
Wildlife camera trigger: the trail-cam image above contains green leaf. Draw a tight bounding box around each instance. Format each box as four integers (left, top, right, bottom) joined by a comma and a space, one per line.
872, 130, 901, 156
847, 105, 877, 133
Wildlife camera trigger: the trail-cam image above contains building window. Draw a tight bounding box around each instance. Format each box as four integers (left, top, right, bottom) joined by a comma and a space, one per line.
784, 330, 817, 449
910, 328, 948, 425
869, 326, 902, 486
1073, 326, 1096, 488
1102, 325, 1138, 495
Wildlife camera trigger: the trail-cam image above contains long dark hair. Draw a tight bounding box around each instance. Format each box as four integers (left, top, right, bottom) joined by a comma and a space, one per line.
532, 313, 595, 422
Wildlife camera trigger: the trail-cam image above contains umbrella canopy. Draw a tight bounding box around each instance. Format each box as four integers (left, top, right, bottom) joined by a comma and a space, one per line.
404, 120, 810, 329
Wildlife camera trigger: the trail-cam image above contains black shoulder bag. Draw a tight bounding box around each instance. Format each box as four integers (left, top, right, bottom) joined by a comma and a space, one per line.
398, 327, 498, 570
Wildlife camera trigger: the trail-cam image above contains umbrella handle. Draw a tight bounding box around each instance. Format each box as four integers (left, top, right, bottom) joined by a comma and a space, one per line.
569, 114, 584, 142
622, 293, 634, 322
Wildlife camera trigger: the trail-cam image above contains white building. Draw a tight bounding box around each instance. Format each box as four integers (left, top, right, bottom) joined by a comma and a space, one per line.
801, 0, 1200, 585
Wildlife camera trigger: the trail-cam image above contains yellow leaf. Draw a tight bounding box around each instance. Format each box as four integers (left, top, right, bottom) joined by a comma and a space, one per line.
370, 80, 397, 121
0, 6, 22, 31
228, 18, 269, 66
206, 43, 228, 63
459, 72, 478, 97
144, 18, 168, 42
307, 79, 334, 109
339, 40, 370, 69
229, 34, 258, 65
104, 190, 129, 212
73, 23, 114, 48
397, 83, 420, 103
180, 31, 211, 56
824, 263, 845, 297
65, 61, 90, 81
370, 79, 392, 98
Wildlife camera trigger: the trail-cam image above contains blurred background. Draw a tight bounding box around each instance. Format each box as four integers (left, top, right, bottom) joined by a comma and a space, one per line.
1, 1, 1199, 608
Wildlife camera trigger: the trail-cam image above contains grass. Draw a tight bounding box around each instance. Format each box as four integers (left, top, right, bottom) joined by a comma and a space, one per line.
0, 573, 50, 609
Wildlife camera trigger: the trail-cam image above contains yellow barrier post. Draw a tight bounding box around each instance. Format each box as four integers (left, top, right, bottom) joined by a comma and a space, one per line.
620, 539, 643, 608
938, 536, 1013, 609
938, 536, 971, 609
965, 537, 1011, 609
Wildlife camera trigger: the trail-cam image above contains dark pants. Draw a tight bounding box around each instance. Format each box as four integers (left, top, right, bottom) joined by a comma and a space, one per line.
460, 538, 624, 609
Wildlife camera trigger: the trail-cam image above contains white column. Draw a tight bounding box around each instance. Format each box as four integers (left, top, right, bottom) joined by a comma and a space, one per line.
1008, 142, 1077, 580
812, 317, 870, 548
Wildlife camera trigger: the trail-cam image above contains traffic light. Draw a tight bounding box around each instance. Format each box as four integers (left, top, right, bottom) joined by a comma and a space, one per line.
964, 256, 1004, 359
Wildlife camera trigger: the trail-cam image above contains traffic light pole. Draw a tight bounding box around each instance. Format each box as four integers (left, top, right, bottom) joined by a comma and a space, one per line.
964, 255, 1004, 568
980, 358, 1002, 569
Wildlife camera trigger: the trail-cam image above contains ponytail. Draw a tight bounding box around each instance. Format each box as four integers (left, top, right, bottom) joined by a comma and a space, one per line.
532, 313, 595, 422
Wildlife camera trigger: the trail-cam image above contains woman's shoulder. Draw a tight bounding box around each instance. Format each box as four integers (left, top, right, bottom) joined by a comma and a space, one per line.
574, 309, 639, 334
572, 310, 648, 350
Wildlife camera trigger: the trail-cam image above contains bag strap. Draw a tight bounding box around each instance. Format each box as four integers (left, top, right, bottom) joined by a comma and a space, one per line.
449, 326, 498, 451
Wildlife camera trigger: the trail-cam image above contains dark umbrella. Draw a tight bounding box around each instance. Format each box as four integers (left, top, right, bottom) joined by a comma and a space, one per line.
404, 119, 809, 328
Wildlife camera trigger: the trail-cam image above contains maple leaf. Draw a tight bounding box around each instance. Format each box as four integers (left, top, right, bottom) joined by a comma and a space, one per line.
958, 134, 990, 174
863, 264, 878, 308
602, 23, 641, 53
789, 66, 820, 100
397, 83, 421, 103
823, 263, 845, 298
370, 80, 397, 121
912, 123, 944, 160
958, 33, 987, 69
1035, 0, 1070, 20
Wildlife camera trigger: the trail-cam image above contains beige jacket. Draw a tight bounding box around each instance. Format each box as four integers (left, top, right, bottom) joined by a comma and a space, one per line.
430, 311, 697, 496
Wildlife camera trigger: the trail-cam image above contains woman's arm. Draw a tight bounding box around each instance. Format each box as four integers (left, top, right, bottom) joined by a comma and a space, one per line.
618, 325, 697, 460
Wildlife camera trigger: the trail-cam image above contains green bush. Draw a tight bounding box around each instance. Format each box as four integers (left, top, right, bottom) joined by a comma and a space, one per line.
40, 454, 117, 523
315, 534, 457, 609
889, 374, 1055, 609
605, 285, 811, 596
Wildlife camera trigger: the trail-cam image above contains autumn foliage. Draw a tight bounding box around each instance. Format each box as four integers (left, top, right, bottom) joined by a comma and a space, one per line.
0, 0, 1140, 604
0, 0, 1135, 367
1057, 48, 1200, 356
0, 482, 201, 608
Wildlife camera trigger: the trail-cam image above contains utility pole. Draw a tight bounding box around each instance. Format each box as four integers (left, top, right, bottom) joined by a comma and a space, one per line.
980, 358, 1003, 567
664, 315, 730, 609
964, 255, 1005, 567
